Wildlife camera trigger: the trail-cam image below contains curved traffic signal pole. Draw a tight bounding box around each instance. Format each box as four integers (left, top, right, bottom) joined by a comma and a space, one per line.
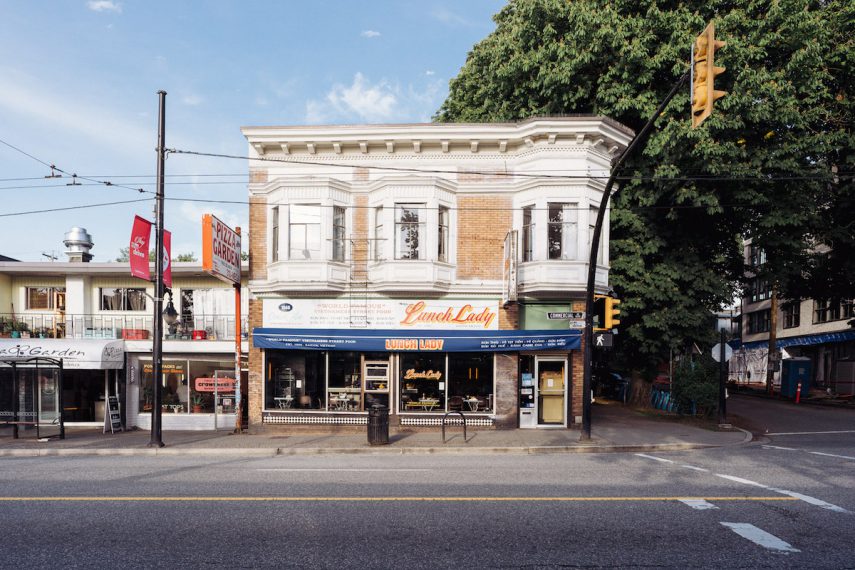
580, 70, 690, 441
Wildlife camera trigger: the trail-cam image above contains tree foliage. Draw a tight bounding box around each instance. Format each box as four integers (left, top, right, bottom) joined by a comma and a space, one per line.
115, 247, 198, 263
437, 0, 854, 371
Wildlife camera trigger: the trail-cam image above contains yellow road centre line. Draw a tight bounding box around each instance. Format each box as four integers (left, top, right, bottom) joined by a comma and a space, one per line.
0, 496, 799, 502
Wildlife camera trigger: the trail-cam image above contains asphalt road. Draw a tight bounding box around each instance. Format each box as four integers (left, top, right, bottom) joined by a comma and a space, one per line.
1, 398, 852, 569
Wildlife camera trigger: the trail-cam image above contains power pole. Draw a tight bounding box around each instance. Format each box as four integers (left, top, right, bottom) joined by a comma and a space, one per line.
148, 90, 167, 448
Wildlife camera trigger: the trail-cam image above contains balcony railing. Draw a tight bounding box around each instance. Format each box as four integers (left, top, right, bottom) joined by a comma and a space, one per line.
0, 314, 248, 341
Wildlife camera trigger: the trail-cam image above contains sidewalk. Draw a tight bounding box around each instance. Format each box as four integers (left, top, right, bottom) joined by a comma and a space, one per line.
0, 402, 750, 457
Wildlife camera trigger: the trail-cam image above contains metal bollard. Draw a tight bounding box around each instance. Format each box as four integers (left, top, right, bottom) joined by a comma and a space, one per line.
367, 404, 389, 445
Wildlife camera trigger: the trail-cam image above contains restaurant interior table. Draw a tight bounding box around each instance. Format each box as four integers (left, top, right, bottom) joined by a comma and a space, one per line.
274, 396, 293, 409
464, 398, 480, 412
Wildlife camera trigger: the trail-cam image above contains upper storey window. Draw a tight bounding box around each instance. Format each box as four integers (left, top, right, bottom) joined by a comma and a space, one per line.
547, 203, 576, 260
522, 206, 534, 262
395, 204, 425, 260
289, 205, 322, 260
438, 206, 450, 263
332, 206, 346, 262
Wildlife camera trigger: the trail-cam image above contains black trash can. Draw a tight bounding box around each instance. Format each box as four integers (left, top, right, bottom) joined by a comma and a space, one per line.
367, 404, 389, 446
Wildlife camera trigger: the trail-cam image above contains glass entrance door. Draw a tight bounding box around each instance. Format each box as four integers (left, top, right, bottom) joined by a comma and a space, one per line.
536, 357, 566, 426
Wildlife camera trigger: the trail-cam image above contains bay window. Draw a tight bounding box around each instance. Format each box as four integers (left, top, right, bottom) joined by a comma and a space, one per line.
289, 204, 321, 260
548, 203, 576, 260
522, 206, 534, 262
395, 203, 424, 260
332, 206, 346, 262
438, 206, 449, 262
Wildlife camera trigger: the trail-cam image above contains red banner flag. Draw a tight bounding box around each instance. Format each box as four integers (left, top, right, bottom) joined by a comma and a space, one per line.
163, 229, 172, 288
129, 216, 152, 281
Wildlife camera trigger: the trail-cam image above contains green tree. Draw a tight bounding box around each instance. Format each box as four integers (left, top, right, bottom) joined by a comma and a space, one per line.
115, 248, 198, 263
437, 0, 854, 371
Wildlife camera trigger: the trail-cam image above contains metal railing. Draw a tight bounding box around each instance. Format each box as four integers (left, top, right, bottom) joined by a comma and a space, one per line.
0, 313, 248, 341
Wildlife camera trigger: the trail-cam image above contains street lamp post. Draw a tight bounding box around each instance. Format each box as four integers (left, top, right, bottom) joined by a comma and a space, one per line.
149, 90, 167, 448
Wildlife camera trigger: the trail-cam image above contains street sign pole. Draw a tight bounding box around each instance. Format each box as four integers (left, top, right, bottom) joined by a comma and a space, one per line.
718, 328, 727, 426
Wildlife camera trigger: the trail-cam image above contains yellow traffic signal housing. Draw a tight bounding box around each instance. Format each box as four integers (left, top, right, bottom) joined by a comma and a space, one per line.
692, 22, 727, 128
605, 298, 621, 329
593, 295, 607, 331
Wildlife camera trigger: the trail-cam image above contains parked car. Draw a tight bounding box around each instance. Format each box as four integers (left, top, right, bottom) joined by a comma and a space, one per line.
593, 371, 630, 403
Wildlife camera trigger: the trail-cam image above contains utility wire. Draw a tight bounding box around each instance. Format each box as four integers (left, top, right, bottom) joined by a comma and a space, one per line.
0, 198, 153, 218
0, 136, 150, 195
167, 147, 843, 183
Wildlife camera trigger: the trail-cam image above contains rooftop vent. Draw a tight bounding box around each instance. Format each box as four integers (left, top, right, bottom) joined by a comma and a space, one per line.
63, 227, 94, 262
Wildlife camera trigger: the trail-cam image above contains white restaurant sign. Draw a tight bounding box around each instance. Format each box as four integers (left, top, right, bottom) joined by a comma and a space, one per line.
262, 299, 500, 330
202, 214, 241, 284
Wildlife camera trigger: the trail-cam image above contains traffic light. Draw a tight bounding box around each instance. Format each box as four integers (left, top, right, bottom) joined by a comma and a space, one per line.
691, 22, 726, 128
605, 298, 621, 329
593, 295, 607, 331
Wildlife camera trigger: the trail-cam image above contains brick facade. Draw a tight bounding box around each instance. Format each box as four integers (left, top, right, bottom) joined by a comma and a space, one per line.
456, 195, 511, 281
247, 194, 267, 428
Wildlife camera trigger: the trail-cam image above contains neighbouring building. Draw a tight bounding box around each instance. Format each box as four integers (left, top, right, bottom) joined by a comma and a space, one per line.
0, 228, 248, 431
732, 241, 855, 396
242, 117, 633, 430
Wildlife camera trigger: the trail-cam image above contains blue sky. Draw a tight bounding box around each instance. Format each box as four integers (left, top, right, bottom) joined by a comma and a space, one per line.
0, 0, 503, 261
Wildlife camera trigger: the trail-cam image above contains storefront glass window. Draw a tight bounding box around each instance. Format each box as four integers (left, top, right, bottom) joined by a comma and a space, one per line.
399, 353, 446, 412
267, 351, 326, 410
328, 352, 361, 411
189, 360, 237, 414
448, 353, 494, 412
139, 360, 187, 413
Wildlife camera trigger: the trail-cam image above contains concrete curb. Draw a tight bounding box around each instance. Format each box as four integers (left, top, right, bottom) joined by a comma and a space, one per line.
0, 440, 742, 457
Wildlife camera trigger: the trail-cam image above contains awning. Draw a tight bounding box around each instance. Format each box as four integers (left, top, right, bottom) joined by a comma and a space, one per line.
0, 339, 124, 369
737, 330, 855, 351
253, 328, 581, 353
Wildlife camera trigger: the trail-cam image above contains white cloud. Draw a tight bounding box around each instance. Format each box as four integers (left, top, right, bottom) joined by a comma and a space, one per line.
361, 30, 381, 38
305, 73, 448, 124
425, 70, 435, 76
323, 73, 398, 123
181, 94, 203, 106
177, 202, 243, 238
431, 7, 470, 26
0, 70, 150, 155
87, 1, 122, 13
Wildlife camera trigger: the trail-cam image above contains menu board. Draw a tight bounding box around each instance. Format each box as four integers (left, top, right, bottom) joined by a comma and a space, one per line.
103, 395, 123, 434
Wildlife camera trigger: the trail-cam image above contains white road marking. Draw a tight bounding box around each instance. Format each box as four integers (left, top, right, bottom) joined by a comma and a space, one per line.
635, 454, 674, 464
766, 430, 855, 436
715, 474, 851, 514
256, 468, 431, 472
762, 445, 797, 451
681, 464, 710, 472
721, 522, 799, 553
679, 499, 718, 510
810, 451, 855, 461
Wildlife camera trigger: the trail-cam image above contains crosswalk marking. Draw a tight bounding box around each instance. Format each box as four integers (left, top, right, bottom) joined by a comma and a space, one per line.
715, 474, 851, 514
634, 453, 674, 463
810, 451, 855, 461
721, 522, 799, 553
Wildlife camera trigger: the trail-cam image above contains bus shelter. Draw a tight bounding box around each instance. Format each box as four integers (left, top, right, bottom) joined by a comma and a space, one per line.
0, 357, 65, 440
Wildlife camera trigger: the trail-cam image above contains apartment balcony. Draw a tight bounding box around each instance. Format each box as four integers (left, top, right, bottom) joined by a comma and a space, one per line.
0, 314, 248, 342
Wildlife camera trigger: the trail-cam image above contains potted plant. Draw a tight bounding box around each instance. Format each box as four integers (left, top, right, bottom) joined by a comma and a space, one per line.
0, 318, 11, 338
191, 394, 204, 414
